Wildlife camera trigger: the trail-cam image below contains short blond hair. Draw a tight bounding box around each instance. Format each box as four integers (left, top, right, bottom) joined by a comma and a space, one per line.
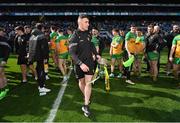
78, 14, 89, 24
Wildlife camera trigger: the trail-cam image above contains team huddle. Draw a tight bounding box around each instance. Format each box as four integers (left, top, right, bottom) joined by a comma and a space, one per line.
0, 15, 180, 117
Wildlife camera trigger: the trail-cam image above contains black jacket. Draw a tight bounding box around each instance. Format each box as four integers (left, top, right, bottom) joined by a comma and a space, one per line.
146, 33, 163, 53
15, 34, 28, 56
69, 29, 98, 66
29, 29, 49, 62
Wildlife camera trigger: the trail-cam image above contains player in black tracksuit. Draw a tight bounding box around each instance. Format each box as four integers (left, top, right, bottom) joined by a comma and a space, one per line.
24, 25, 38, 80
69, 15, 101, 117
15, 26, 29, 83
29, 23, 50, 96
70, 29, 97, 78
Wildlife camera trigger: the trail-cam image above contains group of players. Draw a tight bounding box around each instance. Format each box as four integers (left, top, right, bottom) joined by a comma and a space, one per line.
0, 15, 180, 117
109, 24, 180, 84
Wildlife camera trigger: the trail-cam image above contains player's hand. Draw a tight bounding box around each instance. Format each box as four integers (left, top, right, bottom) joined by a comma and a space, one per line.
153, 50, 158, 53
110, 51, 112, 56
128, 53, 132, 58
169, 57, 173, 62
44, 59, 48, 63
26, 53, 29, 58
80, 63, 89, 72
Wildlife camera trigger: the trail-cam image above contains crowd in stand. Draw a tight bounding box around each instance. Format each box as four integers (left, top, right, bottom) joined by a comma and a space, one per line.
0, 20, 178, 34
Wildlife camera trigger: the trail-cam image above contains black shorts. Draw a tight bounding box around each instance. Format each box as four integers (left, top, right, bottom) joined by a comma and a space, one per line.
74, 64, 94, 79
17, 56, 28, 65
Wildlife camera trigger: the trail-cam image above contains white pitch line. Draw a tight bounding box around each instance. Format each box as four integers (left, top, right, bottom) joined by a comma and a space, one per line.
45, 68, 73, 123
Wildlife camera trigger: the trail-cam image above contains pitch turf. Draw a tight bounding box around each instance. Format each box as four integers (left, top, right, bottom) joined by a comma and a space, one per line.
0, 48, 180, 122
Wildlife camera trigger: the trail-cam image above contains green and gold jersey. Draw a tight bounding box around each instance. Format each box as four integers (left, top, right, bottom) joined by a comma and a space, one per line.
111, 35, 124, 54
50, 32, 58, 50
135, 36, 145, 54
125, 31, 137, 53
172, 34, 180, 58
55, 35, 69, 54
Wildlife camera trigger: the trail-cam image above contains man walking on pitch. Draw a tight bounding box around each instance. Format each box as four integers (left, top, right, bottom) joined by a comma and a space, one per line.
69, 15, 101, 117
29, 23, 51, 96
169, 32, 180, 80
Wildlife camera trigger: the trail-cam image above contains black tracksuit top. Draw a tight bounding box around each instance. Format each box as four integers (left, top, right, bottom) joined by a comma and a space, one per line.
69, 29, 98, 66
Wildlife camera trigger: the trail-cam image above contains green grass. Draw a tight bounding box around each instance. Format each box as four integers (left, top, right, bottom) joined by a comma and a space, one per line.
0, 57, 61, 122
0, 48, 180, 122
